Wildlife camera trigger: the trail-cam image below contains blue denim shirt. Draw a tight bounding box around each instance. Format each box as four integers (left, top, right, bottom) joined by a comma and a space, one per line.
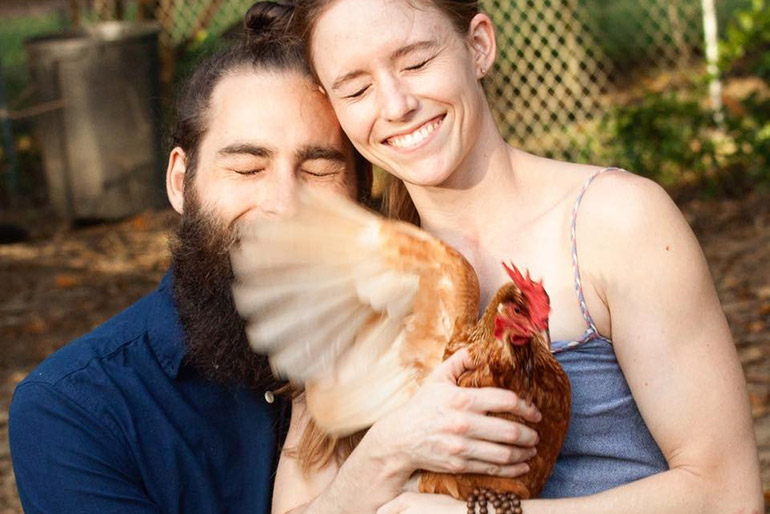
9, 272, 284, 514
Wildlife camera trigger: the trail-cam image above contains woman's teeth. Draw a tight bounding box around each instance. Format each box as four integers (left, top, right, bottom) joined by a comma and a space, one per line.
387, 118, 442, 149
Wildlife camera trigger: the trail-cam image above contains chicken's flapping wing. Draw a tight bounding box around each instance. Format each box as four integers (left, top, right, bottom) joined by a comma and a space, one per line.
231, 186, 480, 436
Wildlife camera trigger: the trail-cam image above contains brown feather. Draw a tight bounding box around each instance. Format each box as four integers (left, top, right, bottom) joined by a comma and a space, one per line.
294, 221, 480, 473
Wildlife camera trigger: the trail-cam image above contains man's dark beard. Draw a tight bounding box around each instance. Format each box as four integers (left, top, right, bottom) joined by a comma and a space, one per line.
170, 191, 283, 392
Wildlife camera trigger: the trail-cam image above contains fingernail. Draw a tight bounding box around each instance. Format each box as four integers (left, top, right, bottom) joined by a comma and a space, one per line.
529, 448, 537, 458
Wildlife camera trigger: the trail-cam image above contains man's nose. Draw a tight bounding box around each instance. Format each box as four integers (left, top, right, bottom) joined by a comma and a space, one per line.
260, 166, 299, 218
378, 75, 418, 122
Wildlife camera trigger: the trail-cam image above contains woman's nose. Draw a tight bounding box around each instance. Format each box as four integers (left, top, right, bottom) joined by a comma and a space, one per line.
378, 75, 418, 122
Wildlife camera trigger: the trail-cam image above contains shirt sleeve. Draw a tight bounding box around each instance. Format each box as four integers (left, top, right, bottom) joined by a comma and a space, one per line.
9, 382, 162, 514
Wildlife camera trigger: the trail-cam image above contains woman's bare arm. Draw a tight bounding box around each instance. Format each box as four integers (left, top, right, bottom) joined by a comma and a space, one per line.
273, 349, 543, 514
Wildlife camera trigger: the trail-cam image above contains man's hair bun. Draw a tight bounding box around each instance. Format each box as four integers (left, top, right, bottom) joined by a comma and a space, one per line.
243, 1, 295, 43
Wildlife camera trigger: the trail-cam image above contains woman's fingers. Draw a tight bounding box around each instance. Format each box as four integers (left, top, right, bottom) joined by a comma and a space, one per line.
446, 386, 542, 424
420, 438, 533, 476
377, 349, 543, 475
448, 459, 531, 478
458, 413, 540, 447
444, 435, 538, 465
425, 349, 542, 424
427, 348, 473, 383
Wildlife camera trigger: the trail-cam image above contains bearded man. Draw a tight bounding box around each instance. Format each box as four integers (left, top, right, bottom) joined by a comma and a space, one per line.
9, 13, 369, 513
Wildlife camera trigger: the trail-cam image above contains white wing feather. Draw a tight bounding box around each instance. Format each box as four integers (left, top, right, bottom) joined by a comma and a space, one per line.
231, 187, 430, 433
231, 185, 480, 436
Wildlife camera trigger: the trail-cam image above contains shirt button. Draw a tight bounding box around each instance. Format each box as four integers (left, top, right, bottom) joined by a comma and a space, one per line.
264, 390, 275, 404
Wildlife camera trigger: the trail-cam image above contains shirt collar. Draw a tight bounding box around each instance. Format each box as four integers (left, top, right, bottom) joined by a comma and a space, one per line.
147, 270, 187, 379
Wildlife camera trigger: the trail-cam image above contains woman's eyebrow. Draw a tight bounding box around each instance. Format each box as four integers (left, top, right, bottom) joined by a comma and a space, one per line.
331, 40, 440, 92
390, 40, 439, 61
332, 70, 367, 92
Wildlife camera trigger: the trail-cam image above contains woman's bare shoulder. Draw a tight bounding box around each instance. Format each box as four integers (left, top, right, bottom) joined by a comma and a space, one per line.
575, 169, 685, 235
572, 168, 704, 286
519, 152, 687, 236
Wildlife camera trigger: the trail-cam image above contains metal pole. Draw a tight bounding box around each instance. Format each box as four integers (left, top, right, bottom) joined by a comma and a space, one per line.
701, 0, 724, 124
0, 62, 20, 206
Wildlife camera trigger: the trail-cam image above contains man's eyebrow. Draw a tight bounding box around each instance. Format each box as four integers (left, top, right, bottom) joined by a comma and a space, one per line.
331, 40, 439, 92
297, 145, 347, 163
218, 143, 276, 158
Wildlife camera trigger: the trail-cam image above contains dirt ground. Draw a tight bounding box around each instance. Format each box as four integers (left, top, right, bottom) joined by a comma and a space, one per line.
0, 193, 769, 513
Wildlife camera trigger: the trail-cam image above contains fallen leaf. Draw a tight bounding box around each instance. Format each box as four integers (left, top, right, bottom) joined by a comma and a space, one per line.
739, 346, 766, 364
748, 320, 766, 334
722, 275, 741, 289
749, 393, 770, 418
22, 317, 46, 335
55, 273, 78, 289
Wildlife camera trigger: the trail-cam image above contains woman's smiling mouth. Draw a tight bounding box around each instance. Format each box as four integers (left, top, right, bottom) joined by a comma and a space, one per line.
384, 115, 445, 150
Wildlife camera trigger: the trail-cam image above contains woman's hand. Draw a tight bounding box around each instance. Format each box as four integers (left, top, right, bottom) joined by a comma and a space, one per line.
364, 348, 541, 480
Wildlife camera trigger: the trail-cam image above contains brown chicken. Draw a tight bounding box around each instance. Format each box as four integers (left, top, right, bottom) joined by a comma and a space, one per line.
419, 264, 571, 500
230, 186, 571, 501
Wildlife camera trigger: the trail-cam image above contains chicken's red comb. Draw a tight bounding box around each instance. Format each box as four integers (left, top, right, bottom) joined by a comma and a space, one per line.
502, 262, 550, 331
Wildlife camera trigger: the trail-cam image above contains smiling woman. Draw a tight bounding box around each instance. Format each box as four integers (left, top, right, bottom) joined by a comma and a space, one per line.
304, 0, 491, 191
259, 0, 766, 513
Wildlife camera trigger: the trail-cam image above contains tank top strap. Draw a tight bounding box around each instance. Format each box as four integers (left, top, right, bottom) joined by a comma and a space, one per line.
569, 167, 620, 338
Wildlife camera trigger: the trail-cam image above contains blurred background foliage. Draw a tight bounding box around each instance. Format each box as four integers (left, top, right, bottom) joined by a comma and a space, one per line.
0, 0, 769, 209
592, 0, 770, 197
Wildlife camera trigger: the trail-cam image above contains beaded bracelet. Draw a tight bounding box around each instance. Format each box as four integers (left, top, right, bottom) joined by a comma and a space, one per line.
466, 488, 523, 514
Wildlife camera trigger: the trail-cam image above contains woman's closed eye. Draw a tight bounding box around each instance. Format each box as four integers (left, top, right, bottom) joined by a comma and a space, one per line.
403, 56, 434, 72
343, 84, 370, 100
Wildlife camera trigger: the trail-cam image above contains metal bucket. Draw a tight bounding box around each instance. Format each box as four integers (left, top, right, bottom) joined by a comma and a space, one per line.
26, 22, 164, 220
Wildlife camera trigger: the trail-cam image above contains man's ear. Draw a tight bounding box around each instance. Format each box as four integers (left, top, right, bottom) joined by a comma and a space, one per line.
467, 13, 497, 79
166, 147, 188, 214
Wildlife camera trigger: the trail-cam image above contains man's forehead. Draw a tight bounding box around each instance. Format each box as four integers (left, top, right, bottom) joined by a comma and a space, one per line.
205, 70, 347, 156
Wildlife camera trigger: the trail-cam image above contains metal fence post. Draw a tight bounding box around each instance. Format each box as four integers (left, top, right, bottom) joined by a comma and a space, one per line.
702, 0, 724, 124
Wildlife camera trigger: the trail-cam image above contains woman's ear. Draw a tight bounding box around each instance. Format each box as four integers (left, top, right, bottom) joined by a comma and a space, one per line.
467, 13, 497, 79
166, 147, 188, 214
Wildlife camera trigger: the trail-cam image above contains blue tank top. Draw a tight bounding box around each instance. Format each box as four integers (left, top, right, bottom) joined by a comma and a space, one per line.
540, 168, 669, 498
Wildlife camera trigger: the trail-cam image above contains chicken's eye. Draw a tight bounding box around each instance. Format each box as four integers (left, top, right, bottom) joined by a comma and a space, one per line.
513, 306, 522, 315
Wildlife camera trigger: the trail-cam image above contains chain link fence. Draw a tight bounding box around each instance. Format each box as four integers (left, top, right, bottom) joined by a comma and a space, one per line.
0, 0, 750, 205
483, 0, 718, 159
